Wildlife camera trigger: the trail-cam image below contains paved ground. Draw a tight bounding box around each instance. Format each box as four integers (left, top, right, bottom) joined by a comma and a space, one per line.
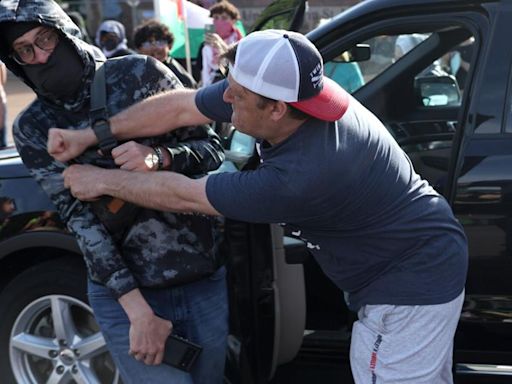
4, 72, 35, 145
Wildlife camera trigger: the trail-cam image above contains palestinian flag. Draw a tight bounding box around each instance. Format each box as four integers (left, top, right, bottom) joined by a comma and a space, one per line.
154, 0, 211, 59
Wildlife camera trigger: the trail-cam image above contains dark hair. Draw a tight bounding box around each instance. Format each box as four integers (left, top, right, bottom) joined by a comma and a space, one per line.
133, 20, 174, 49
210, 1, 240, 20
222, 44, 310, 120
222, 41, 237, 65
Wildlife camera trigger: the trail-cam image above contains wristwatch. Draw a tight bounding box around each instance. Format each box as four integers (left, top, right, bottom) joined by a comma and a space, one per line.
152, 145, 165, 170
91, 117, 117, 155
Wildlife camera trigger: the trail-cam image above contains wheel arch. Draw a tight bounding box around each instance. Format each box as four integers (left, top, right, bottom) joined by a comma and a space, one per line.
0, 231, 83, 292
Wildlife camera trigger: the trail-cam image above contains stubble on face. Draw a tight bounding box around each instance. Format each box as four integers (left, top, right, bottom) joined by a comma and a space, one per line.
224, 75, 265, 134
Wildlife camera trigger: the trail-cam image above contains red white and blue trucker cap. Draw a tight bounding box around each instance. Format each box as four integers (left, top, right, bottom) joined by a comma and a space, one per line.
230, 29, 349, 122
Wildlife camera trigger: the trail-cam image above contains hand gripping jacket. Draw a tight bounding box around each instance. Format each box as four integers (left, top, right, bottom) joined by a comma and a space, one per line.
0, 0, 226, 298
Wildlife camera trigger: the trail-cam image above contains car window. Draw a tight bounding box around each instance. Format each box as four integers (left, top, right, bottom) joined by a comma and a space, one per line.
320, 24, 476, 194
326, 32, 472, 106
325, 33, 424, 93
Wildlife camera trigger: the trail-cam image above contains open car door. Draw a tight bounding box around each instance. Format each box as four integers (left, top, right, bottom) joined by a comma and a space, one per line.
222, 1, 308, 383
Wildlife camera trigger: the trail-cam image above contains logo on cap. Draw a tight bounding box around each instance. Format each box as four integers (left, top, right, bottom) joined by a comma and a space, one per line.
310, 63, 322, 89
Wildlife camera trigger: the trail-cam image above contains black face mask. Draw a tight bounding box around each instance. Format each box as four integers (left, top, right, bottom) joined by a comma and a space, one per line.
23, 38, 84, 100
101, 38, 119, 51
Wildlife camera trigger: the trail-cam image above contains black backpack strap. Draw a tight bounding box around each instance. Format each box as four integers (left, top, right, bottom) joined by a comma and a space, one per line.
90, 60, 117, 155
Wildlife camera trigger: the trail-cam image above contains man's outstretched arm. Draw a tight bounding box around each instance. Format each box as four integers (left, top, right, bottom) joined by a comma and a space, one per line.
63, 164, 220, 216
111, 88, 211, 140
48, 89, 212, 162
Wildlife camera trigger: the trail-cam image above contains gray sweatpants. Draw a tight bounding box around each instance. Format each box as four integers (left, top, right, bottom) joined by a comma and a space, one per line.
350, 291, 464, 384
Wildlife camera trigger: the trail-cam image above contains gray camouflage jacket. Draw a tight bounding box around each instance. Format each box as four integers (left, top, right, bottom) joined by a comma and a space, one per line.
0, 0, 225, 298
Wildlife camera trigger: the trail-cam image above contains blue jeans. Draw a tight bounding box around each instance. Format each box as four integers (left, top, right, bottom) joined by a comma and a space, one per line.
87, 267, 228, 384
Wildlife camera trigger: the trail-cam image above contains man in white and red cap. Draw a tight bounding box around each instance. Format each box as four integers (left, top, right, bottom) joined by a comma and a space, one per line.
50, 29, 468, 384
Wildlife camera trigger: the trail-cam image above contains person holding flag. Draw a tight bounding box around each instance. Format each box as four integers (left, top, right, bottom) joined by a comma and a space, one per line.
199, 1, 243, 87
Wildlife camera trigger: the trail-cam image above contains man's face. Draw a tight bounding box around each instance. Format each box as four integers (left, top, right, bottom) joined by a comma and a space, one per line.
12, 26, 58, 65
223, 74, 273, 139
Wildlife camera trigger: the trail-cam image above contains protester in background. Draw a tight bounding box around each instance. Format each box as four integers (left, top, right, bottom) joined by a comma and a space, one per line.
0, 0, 227, 382
0, 60, 6, 147
134, 19, 196, 89
96, 20, 135, 58
199, 0, 242, 87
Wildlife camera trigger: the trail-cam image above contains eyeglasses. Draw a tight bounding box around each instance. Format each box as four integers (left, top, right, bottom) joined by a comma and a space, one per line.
11, 28, 60, 65
140, 40, 168, 49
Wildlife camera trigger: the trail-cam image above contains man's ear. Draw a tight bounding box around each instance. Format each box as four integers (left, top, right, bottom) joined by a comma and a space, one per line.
269, 100, 288, 122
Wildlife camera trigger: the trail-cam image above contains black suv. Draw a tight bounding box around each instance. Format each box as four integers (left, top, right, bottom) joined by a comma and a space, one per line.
1, 0, 512, 383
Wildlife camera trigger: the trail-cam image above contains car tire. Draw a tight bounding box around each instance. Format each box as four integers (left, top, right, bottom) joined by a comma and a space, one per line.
0, 257, 121, 384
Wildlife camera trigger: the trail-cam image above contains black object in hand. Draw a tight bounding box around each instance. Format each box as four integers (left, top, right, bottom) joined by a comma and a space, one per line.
163, 334, 202, 372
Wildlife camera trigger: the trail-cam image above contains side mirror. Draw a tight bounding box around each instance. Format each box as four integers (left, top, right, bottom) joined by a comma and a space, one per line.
414, 75, 461, 107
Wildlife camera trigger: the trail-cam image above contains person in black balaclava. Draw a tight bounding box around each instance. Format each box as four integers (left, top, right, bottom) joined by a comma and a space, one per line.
0, 1, 227, 383
95, 19, 135, 58
1, 21, 85, 100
